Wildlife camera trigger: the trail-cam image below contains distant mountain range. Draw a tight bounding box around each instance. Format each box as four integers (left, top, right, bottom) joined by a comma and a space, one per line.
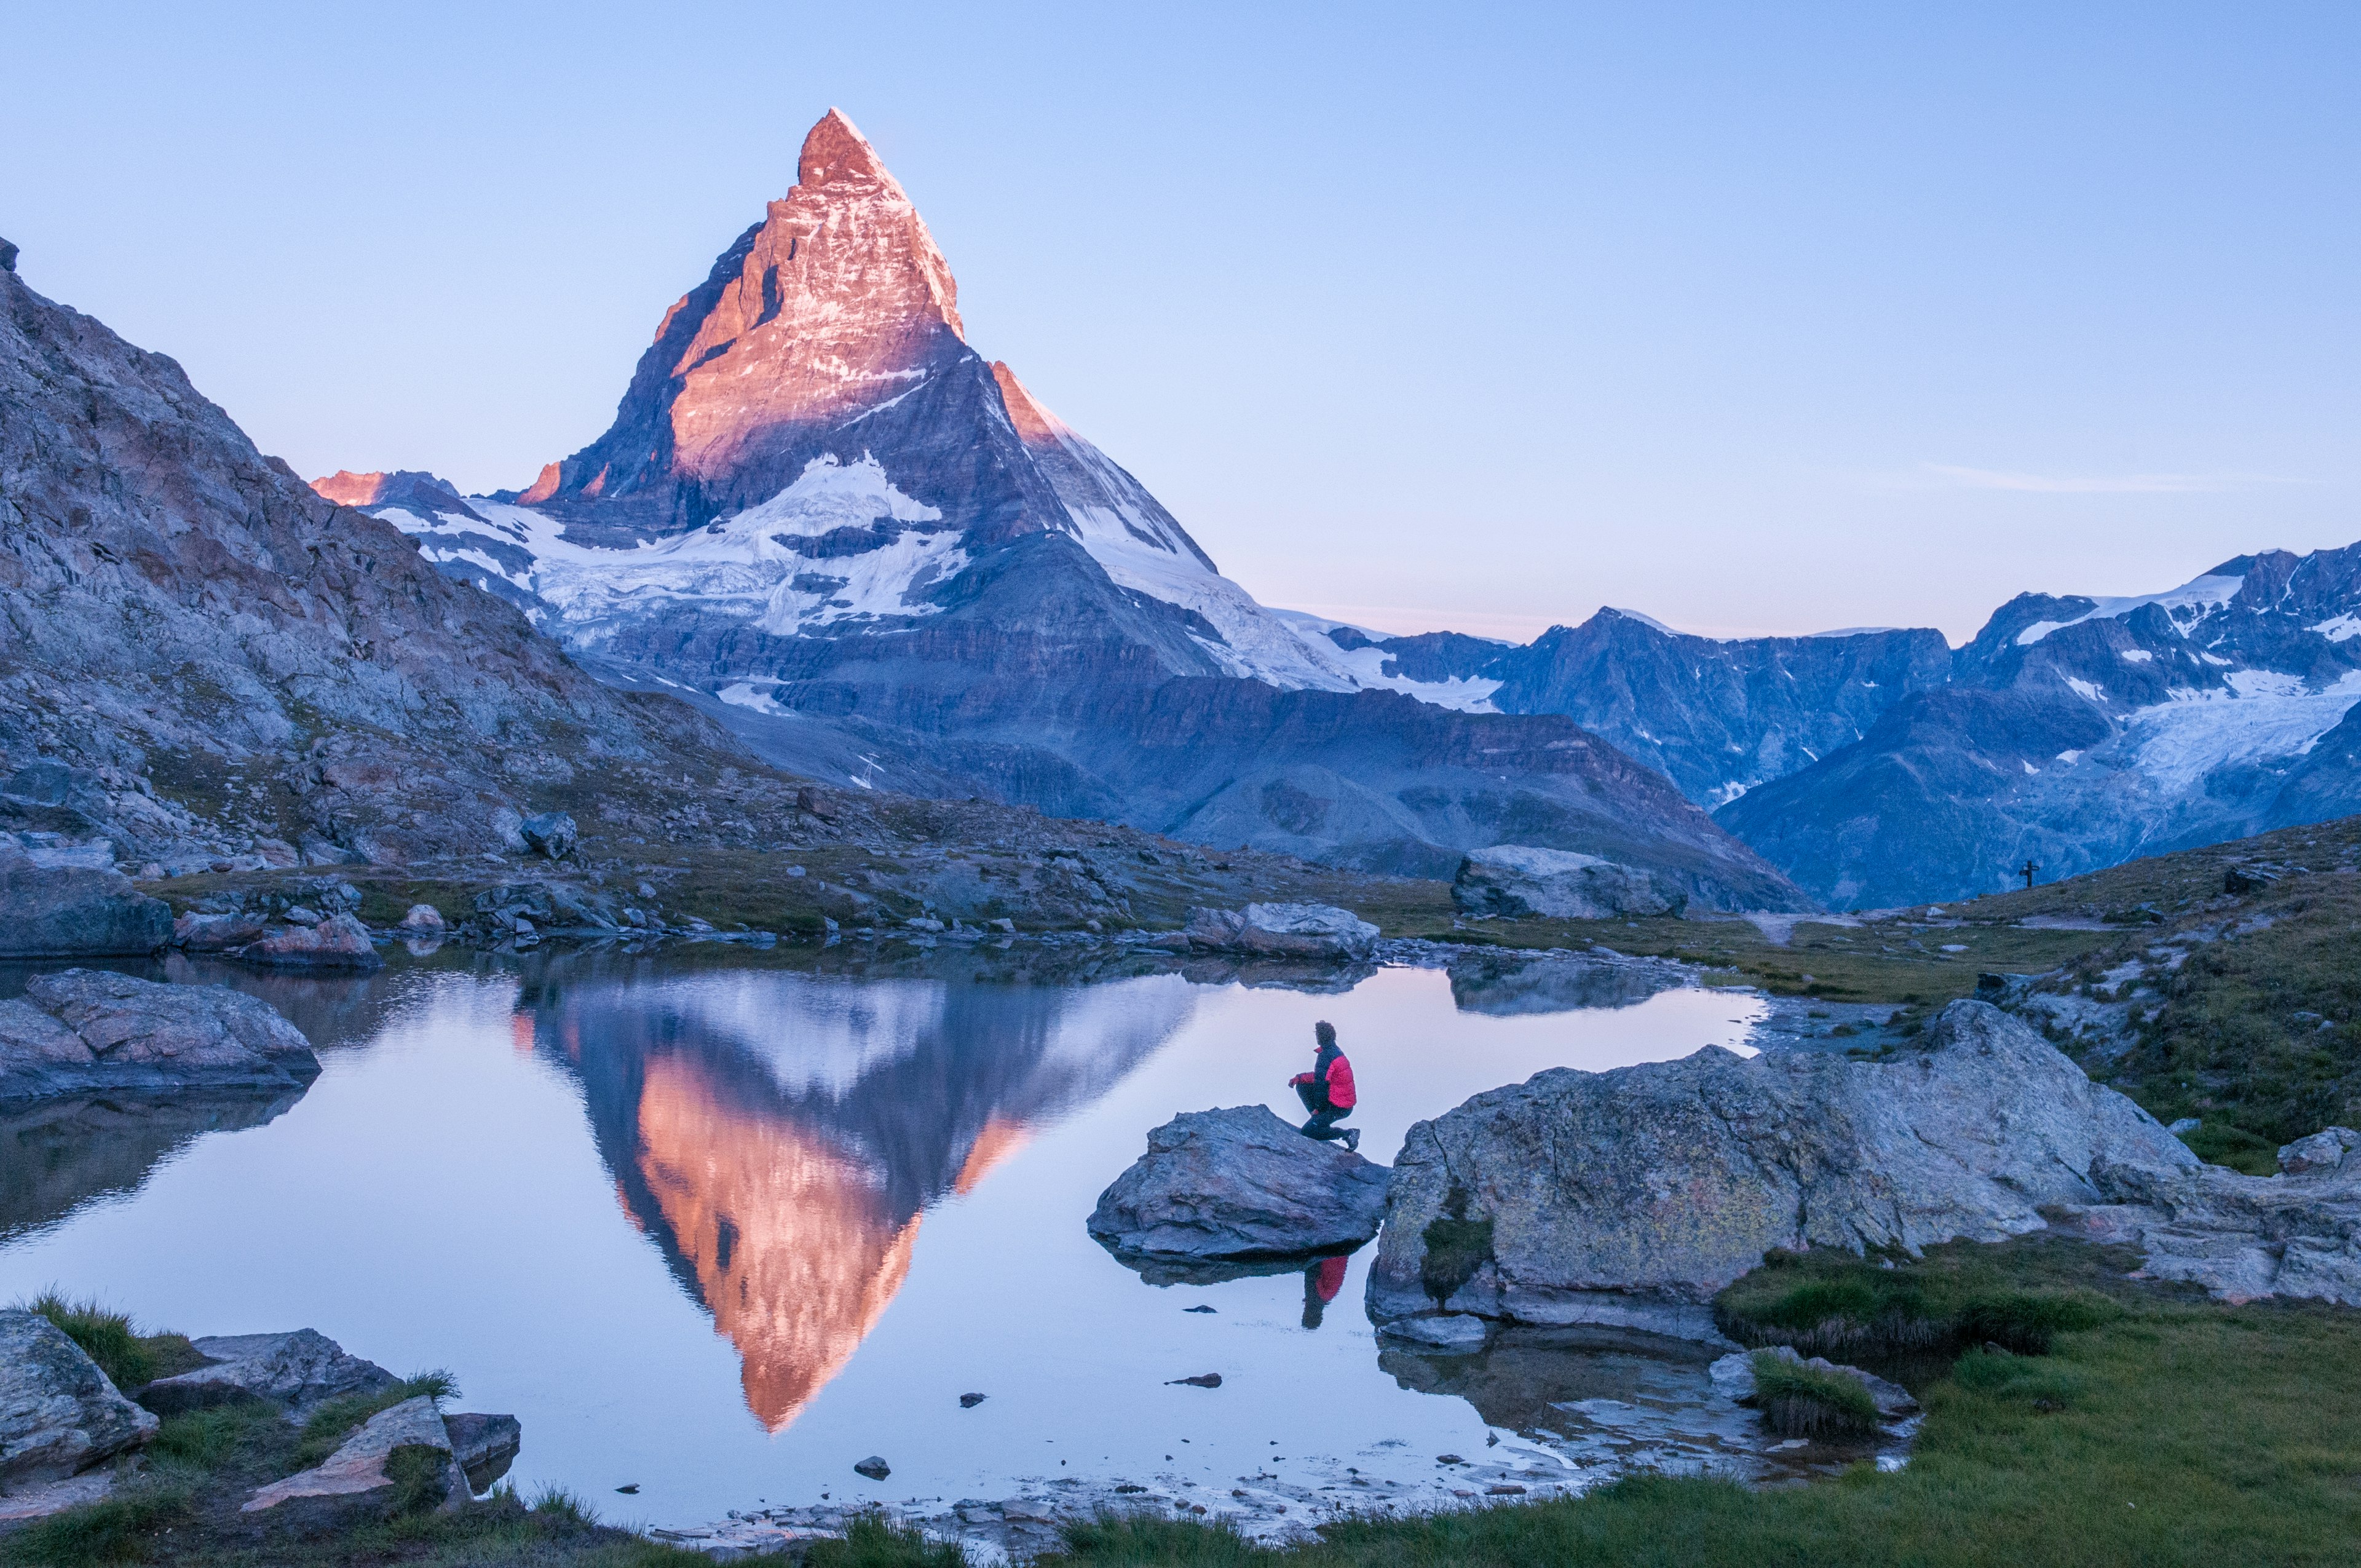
318, 109, 2361, 909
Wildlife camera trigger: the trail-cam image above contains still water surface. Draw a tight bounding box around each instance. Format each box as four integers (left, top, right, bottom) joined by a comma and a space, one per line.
0, 948, 1761, 1529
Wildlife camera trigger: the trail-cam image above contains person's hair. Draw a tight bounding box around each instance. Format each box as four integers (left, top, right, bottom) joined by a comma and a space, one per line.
1314, 1020, 1336, 1047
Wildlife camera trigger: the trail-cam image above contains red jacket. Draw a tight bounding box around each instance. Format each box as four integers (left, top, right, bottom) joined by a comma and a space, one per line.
1292, 1045, 1357, 1111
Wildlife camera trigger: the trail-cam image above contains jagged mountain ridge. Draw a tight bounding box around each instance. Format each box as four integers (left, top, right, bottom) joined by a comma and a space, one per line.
1294, 550, 2361, 905
327, 109, 1806, 906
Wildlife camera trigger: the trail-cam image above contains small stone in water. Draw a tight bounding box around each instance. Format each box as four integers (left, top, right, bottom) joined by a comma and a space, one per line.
1184, 1305, 1216, 1313
615, 1483, 639, 1494
1436, 1454, 1464, 1465
960, 1393, 987, 1408
854, 1456, 891, 1480
1168, 1373, 1222, 1388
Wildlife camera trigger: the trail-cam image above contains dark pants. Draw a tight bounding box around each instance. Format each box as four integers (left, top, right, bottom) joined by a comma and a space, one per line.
1297, 1079, 1351, 1142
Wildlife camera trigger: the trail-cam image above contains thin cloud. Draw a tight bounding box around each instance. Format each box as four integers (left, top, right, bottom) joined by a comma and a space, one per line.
1924, 464, 2290, 494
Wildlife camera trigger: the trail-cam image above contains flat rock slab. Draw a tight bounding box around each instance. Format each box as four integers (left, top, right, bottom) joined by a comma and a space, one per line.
0, 848, 170, 957
1367, 1000, 2199, 1341
0, 1309, 157, 1486
2061, 1125, 2361, 1305
1452, 845, 1685, 919
1183, 904, 1378, 962
138, 1329, 395, 1417
1089, 1104, 1392, 1260
243, 1396, 469, 1513
0, 970, 318, 1103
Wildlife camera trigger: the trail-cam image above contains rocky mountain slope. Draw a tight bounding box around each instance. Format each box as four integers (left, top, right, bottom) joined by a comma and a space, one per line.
322, 109, 1802, 908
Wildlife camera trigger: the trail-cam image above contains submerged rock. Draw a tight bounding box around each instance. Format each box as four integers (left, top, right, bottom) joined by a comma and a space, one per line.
1366, 1000, 2196, 1341
137, 1328, 395, 1417
1088, 1105, 1391, 1260
1182, 903, 1378, 962
1450, 845, 1685, 921
0, 970, 319, 1104
0, 849, 170, 957
0, 1310, 158, 1485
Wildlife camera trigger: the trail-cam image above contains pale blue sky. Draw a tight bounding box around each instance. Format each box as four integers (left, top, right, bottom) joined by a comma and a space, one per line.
6, 2, 2356, 641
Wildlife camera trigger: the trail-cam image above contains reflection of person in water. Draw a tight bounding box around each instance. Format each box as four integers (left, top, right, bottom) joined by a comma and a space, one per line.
1289, 1020, 1360, 1152
1301, 1254, 1348, 1329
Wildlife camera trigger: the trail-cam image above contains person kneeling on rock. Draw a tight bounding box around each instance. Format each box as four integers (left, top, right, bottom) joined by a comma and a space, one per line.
1290, 1020, 1360, 1152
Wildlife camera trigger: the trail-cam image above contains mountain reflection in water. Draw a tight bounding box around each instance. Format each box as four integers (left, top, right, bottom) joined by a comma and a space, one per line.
520, 964, 1196, 1430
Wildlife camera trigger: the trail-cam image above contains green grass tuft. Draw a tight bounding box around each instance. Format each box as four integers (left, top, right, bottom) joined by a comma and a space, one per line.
291, 1369, 460, 1468
0, 1481, 190, 1566
15, 1291, 199, 1392
807, 1511, 970, 1568
1749, 1350, 1879, 1439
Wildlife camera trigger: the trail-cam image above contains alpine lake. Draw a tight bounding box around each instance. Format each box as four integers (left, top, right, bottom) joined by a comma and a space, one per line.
0, 937, 1909, 1553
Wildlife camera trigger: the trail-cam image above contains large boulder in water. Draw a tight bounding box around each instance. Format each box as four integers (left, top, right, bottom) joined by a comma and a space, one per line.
0, 970, 319, 1103
1089, 1106, 1392, 1260
1451, 845, 1685, 920
1182, 903, 1378, 962
0, 848, 170, 957
1366, 1000, 2197, 1342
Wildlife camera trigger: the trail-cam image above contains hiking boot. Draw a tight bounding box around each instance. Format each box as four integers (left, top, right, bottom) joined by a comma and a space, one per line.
1344, 1128, 1361, 1154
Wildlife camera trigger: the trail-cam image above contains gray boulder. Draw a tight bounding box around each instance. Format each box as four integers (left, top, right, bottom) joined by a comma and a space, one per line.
1366, 1000, 2197, 1342
1182, 903, 1378, 962
1088, 1105, 1393, 1260
136, 1329, 395, 1417
0, 848, 170, 957
1451, 845, 1685, 921
2062, 1125, 2361, 1305
519, 812, 578, 861
1709, 1346, 1918, 1423
242, 1395, 470, 1513
0, 970, 320, 1103
0, 1309, 157, 1484
442, 1412, 522, 1492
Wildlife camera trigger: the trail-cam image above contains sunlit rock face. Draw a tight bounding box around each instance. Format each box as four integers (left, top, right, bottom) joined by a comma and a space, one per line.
526, 960, 1195, 1430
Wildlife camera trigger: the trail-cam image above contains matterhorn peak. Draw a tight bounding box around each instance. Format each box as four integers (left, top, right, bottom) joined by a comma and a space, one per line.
796, 107, 890, 189
513, 108, 966, 521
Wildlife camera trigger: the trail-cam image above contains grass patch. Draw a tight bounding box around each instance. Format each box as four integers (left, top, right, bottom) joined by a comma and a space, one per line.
1749, 1350, 1878, 1439
2178, 1122, 2282, 1176
806, 1511, 970, 1568
15, 1292, 201, 1391
1715, 1240, 2127, 1362
292, 1369, 458, 1467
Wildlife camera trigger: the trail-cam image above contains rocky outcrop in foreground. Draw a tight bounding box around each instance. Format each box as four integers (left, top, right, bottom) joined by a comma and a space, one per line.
0, 970, 319, 1103
243, 1396, 473, 1514
1089, 1106, 1392, 1260
137, 1329, 394, 1417
0, 849, 169, 957
0, 1310, 156, 1486
1182, 903, 1378, 962
1366, 1001, 2196, 1342
1452, 844, 1686, 920
2065, 1125, 2361, 1305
